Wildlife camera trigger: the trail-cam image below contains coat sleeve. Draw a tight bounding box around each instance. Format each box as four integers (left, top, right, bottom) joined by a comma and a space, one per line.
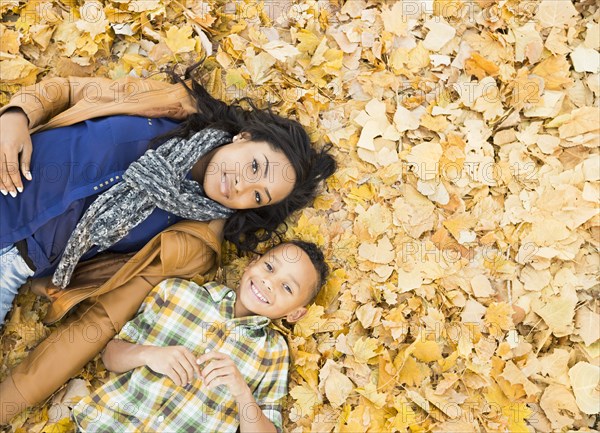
0, 75, 197, 130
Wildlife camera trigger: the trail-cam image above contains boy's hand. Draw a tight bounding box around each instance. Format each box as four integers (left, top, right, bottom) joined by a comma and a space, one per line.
197, 351, 251, 400
0, 109, 32, 196
144, 346, 201, 387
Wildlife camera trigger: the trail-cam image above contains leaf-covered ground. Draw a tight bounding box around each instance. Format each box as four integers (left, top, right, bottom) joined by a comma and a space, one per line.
1, 1, 599, 432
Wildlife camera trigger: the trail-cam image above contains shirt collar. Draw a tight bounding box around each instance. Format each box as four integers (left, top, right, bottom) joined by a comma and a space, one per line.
203, 281, 271, 330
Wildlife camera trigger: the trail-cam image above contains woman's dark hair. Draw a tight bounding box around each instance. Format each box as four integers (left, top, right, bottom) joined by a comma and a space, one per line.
154, 61, 337, 252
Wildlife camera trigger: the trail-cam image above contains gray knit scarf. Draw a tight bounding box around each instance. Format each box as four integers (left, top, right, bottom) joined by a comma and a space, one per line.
52, 128, 234, 288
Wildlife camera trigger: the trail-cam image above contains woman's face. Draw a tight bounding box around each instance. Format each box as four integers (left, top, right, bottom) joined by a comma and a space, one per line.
202, 133, 296, 210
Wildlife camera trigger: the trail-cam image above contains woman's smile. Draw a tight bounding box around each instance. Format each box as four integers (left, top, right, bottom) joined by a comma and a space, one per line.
220, 172, 231, 199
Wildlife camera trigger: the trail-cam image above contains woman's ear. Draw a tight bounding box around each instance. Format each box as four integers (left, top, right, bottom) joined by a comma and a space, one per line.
285, 307, 307, 323
237, 131, 252, 141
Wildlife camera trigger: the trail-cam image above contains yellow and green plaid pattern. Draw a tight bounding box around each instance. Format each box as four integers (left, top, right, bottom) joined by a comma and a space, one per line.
72, 279, 289, 433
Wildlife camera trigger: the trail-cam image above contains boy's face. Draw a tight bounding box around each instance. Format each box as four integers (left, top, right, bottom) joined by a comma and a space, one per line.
235, 244, 319, 322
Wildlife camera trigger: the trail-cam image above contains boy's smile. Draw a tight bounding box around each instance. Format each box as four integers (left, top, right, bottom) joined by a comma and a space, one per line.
234, 243, 319, 321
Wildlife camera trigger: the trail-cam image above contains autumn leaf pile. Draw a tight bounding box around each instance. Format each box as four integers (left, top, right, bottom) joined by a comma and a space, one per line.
1, 0, 599, 432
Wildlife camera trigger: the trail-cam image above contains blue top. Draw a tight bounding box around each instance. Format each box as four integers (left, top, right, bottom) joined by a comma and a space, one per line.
0, 115, 185, 277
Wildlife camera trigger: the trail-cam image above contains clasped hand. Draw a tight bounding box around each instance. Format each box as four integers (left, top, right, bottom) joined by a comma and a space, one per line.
0, 109, 32, 196
144, 346, 250, 399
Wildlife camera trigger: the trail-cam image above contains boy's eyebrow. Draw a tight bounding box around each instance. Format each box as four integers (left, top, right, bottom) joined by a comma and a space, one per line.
273, 255, 299, 290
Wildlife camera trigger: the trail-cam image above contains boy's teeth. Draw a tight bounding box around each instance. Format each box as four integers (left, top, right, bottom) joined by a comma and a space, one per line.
251, 282, 268, 303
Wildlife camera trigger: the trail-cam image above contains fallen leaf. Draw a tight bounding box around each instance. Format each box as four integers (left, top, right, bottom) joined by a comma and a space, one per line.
569, 362, 600, 415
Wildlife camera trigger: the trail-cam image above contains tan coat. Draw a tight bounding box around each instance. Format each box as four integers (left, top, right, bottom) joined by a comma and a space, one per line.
2, 75, 218, 324
0, 76, 227, 423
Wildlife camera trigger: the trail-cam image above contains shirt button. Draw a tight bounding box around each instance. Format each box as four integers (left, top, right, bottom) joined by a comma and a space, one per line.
226, 292, 233, 299
204, 348, 210, 353
157, 415, 165, 423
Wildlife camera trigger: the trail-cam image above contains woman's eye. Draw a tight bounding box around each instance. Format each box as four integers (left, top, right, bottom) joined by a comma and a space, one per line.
252, 159, 258, 174
255, 191, 261, 204
265, 262, 273, 271
284, 285, 292, 294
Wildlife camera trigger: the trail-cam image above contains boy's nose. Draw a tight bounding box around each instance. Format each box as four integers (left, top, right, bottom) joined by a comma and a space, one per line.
262, 279, 272, 291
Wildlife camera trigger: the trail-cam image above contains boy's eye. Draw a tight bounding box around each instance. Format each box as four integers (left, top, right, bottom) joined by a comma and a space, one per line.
252, 159, 258, 174
255, 191, 261, 204
265, 262, 273, 271
283, 284, 292, 294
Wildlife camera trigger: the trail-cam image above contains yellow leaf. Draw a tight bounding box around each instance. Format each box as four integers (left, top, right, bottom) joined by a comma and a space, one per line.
293, 304, 325, 338
75, 0, 109, 38
532, 55, 573, 90
396, 355, 431, 386
0, 57, 39, 85
244, 51, 276, 84
358, 235, 395, 264
569, 362, 600, 415
484, 382, 532, 433
484, 302, 514, 335
315, 268, 346, 307
41, 418, 75, 433
296, 29, 321, 54
225, 68, 248, 89
464, 52, 499, 79
558, 107, 600, 138
405, 141, 443, 181
352, 337, 379, 363
433, 0, 464, 18
411, 340, 443, 362
164, 25, 196, 54
382, 2, 408, 36
438, 350, 458, 372
290, 383, 322, 417
0, 26, 20, 54
355, 383, 387, 408
536, 0, 579, 28
324, 367, 354, 407
389, 395, 418, 431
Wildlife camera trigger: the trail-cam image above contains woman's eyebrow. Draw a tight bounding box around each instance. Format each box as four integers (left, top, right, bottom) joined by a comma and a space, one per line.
262, 154, 273, 203
263, 154, 269, 178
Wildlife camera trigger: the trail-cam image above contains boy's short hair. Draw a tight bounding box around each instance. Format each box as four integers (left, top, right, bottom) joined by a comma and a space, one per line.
286, 240, 329, 302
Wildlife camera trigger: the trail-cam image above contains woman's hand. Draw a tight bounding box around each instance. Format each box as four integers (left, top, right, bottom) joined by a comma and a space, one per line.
144, 345, 201, 387
0, 108, 32, 196
197, 351, 251, 401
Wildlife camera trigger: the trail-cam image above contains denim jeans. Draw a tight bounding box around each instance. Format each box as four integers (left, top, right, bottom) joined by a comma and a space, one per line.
0, 244, 35, 324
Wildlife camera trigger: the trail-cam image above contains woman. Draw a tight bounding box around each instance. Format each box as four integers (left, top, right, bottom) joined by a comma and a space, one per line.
0, 66, 336, 424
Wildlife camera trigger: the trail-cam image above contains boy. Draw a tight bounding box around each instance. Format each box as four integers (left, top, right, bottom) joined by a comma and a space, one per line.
71, 240, 328, 433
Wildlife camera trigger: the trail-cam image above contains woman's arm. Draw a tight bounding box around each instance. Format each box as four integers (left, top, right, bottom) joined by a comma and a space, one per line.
102, 340, 200, 387
0, 75, 196, 196
0, 76, 180, 128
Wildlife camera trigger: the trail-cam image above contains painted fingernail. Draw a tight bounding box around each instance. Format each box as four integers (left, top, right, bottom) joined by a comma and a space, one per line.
9, 191, 16, 198
17, 187, 23, 193
1, 190, 7, 196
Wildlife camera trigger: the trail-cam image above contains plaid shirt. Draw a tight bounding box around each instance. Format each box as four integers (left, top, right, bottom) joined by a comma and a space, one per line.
72, 279, 289, 433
